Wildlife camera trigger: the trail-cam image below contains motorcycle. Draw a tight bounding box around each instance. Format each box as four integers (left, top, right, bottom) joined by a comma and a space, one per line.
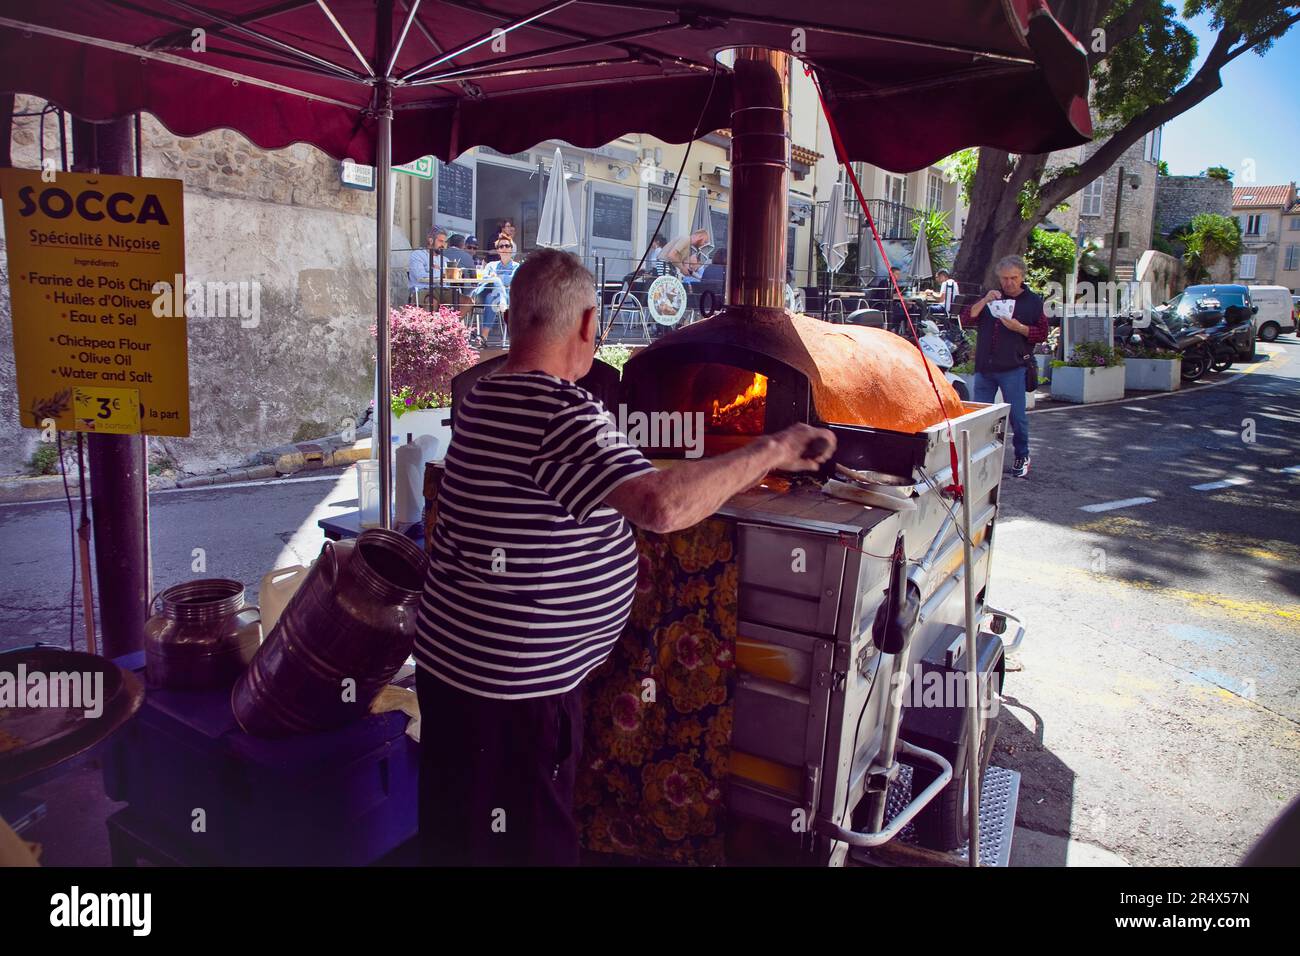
1115, 307, 1212, 381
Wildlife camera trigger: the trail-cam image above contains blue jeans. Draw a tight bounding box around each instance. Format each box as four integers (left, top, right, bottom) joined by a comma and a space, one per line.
973, 368, 1029, 459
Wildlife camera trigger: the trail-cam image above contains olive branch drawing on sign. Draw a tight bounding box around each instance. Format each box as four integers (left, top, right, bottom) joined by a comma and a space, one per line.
29, 389, 72, 427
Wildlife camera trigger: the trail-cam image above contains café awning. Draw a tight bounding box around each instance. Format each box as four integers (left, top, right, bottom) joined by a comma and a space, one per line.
0, 1, 1090, 171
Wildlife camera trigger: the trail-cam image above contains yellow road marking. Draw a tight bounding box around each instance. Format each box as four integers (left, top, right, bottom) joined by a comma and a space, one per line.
1075, 515, 1300, 565
997, 552, 1300, 626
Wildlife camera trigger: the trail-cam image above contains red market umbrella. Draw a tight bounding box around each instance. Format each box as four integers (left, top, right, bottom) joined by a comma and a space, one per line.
0, 0, 1092, 528
1, 1, 1089, 171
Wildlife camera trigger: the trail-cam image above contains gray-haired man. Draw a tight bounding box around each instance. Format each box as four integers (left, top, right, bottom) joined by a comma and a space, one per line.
415, 249, 834, 865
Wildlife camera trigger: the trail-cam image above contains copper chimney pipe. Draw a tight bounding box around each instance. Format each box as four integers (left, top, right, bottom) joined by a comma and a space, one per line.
725, 48, 791, 311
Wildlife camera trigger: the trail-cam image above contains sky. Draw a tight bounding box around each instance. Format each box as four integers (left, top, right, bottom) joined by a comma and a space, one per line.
1159, 12, 1300, 186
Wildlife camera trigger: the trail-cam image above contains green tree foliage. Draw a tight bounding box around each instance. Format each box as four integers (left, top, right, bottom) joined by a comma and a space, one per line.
1158, 160, 1170, 175
950, 1, 1299, 286
939, 148, 979, 206
1178, 213, 1243, 282
1025, 228, 1078, 289
1077, 237, 1110, 281
910, 208, 956, 271
1091, 1, 1196, 132
1205, 165, 1234, 180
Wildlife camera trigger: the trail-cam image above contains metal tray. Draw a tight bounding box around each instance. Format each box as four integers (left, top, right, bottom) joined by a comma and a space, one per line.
0, 646, 144, 789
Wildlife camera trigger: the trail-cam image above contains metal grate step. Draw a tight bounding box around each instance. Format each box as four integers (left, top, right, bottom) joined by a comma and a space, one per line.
850, 763, 1020, 867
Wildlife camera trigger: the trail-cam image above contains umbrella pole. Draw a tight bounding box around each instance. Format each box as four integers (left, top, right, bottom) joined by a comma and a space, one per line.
374, 78, 394, 528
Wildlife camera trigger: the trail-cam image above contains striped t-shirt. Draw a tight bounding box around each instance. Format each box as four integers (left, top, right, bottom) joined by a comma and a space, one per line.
415, 370, 656, 700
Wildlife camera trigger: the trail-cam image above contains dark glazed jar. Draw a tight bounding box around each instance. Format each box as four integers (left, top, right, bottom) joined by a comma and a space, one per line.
144, 579, 261, 690
231, 529, 427, 737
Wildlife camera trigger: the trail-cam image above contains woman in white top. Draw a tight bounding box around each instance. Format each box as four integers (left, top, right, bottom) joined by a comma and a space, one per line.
472, 235, 518, 346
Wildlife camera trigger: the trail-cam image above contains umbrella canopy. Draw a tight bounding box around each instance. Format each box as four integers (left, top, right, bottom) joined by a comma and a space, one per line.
860, 228, 885, 283
910, 224, 933, 283
0, 1, 1090, 171
690, 186, 715, 251
536, 146, 578, 249
819, 183, 849, 275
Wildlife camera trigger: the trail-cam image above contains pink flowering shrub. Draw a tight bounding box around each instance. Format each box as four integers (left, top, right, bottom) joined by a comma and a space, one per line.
371, 305, 479, 409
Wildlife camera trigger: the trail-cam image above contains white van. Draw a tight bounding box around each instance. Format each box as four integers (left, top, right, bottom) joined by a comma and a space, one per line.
1248, 286, 1296, 342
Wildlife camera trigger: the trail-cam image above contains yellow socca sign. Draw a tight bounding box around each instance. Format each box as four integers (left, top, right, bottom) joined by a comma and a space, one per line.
1, 168, 189, 435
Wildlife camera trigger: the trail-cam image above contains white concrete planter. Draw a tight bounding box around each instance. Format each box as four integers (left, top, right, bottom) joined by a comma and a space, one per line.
957, 373, 1037, 409
1124, 358, 1181, 392
1050, 364, 1125, 404
388, 406, 453, 460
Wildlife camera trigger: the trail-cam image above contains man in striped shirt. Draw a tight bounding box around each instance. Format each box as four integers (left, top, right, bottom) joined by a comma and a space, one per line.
416, 249, 835, 866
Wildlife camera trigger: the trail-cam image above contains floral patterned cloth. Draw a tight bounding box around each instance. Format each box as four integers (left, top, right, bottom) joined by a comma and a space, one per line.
576, 518, 738, 865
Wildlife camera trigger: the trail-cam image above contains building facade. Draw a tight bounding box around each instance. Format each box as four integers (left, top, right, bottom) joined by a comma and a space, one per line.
1047, 128, 1162, 281
1232, 183, 1299, 290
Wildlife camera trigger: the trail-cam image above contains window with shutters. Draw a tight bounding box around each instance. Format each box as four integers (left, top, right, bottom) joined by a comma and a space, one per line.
1245, 214, 1264, 236
1285, 245, 1299, 272
926, 173, 943, 210
1239, 254, 1257, 280
1081, 178, 1103, 217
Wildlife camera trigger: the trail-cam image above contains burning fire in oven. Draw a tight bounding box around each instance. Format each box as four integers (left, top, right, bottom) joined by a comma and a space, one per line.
710, 372, 768, 434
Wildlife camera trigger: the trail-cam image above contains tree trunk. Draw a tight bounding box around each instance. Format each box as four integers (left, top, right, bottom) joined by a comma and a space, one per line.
953, 149, 1044, 291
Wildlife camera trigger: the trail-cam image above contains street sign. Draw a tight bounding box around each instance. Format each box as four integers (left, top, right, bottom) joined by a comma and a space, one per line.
394, 156, 434, 179
341, 156, 433, 187
0, 168, 190, 435
340, 159, 375, 190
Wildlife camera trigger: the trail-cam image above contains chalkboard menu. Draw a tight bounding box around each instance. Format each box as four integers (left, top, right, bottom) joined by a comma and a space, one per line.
593, 191, 633, 241
710, 209, 729, 245
437, 161, 473, 220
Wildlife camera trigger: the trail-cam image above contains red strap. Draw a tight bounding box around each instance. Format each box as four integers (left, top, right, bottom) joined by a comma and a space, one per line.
806, 66, 963, 499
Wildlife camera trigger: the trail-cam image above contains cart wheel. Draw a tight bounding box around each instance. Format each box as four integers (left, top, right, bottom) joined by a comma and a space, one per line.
908, 706, 999, 852
990, 614, 1007, 636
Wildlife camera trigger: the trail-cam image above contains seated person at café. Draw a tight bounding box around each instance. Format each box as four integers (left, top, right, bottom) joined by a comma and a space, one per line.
408, 228, 448, 305
470, 233, 517, 346
444, 234, 477, 272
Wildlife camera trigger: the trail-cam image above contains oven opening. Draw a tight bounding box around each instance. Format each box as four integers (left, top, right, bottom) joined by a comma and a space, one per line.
710, 371, 768, 435
659, 362, 770, 438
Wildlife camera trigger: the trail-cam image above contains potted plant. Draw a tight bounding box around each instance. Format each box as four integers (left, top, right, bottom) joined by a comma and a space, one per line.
1050, 340, 1126, 403
1034, 327, 1060, 384
1120, 344, 1182, 392
372, 304, 479, 459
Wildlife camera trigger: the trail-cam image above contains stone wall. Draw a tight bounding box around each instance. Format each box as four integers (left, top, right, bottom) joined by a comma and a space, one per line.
2, 98, 408, 476
1154, 175, 1233, 237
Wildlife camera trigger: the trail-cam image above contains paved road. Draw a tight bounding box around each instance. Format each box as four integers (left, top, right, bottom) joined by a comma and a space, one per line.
2, 339, 1297, 866
994, 336, 1300, 866
0, 467, 363, 650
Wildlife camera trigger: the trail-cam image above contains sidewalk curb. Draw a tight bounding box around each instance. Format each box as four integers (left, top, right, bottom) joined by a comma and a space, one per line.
1028, 364, 1262, 415
0, 459, 339, 506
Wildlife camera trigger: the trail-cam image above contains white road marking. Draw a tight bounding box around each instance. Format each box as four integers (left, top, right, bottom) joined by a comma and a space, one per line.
1123, 405, 1159, 414
1191, 477, 1251, 491
1079, 497, 1157, 513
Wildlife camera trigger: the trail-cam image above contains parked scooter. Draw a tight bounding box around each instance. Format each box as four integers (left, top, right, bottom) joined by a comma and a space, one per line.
901, 317, 971, 397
